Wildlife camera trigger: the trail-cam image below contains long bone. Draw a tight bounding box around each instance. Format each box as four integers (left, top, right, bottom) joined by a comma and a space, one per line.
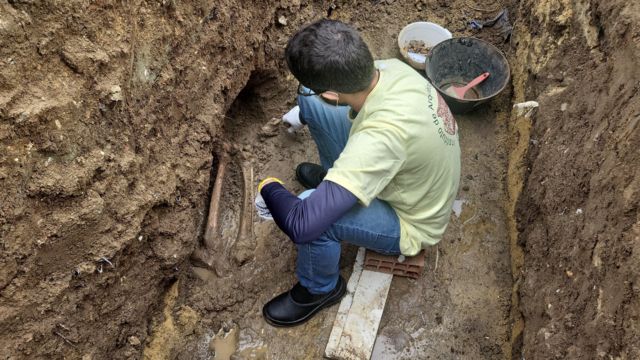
203, 143, 231, 250
192, 144, 256, 276
232, 160, 255, 265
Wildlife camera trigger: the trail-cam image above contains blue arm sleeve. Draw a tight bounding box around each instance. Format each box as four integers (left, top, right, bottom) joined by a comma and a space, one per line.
260, 180, 358, 244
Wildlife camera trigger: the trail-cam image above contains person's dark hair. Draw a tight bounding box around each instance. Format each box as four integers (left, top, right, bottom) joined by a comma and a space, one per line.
285, 19, 375, 94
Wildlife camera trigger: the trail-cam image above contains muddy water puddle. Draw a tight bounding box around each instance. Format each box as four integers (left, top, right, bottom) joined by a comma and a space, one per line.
209, 326, 268, 360
210, 327, 239, 360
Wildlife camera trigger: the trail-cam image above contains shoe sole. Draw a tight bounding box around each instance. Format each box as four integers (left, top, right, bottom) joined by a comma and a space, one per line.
263, 277, 347, 327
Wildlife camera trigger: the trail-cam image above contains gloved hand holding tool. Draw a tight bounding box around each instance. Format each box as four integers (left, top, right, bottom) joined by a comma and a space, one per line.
255, 177, 284, 220
255, 194, 272, 220
282, 106, 303, 133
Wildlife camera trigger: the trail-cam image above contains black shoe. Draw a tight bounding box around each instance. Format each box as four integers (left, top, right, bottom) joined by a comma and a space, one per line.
295, 162, 327, 189
263, 276, 346, 327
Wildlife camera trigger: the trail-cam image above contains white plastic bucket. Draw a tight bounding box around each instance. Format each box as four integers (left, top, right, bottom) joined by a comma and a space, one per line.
398, 22, 452, 70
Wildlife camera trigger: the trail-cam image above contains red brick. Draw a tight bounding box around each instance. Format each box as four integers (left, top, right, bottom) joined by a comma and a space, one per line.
363, 250, 426, 279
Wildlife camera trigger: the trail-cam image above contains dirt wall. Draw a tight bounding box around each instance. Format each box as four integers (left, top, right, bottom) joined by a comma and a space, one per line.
0, 0, 318, 358
510, 0, 639, 358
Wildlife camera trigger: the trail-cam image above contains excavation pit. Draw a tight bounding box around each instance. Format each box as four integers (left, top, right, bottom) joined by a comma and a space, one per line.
1, 0, 638, 359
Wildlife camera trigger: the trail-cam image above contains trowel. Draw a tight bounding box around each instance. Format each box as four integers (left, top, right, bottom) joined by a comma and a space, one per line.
445, 72, 490, 99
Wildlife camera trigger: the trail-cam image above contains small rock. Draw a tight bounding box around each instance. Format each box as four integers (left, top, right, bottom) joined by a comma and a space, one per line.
566, 270, 574, 278
37, 37, 55, 56
259, 118, 281, 138
128, 336, 141, 346
278, 15, 287, 26
513, 101, 539, 117
452, 199, 465, 217
462, 185, 470, 191
109, 85, 123, 102
61, 37, 109, 74
560, 103, 568, 111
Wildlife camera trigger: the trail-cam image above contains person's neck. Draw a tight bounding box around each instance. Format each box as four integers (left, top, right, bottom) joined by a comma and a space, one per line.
342, 70, 379, 112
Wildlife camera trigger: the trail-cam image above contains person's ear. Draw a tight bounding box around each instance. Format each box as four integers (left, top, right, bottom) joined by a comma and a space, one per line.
320, 91, 339, 101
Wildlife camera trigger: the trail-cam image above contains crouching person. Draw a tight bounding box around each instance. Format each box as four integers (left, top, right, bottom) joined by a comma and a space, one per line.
258, 19, 460, 327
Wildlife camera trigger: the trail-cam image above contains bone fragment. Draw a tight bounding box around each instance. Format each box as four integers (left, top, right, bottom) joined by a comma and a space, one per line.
203, 143, 231, 250
233, 160, 255, 265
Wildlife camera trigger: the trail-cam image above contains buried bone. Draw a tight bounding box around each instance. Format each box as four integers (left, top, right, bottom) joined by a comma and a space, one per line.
204, 143, 231, 251
231, 160, 255, 265
191, 143, 232, 275
192, 149, 255, 276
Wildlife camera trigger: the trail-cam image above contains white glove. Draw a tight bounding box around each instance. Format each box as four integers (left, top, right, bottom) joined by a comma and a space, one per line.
282, 106, 303, 133
254, 193, 273, 220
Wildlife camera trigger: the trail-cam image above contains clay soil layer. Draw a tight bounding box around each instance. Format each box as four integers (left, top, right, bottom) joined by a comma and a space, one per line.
0, 0, 638, 359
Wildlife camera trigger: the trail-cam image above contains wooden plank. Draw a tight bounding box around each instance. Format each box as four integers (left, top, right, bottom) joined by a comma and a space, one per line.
325, 247, 366, 358
335, 270, 393, 360
325, 247, 394, 360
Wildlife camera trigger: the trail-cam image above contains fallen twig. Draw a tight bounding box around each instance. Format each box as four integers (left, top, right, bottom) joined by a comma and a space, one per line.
54, 331, 77, 348
463, 211, 479, 226
100, 257, 114, 267
434, 246, 439, 272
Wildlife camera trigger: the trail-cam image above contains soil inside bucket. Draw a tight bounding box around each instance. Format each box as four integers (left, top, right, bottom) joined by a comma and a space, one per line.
405, 39, 431, 55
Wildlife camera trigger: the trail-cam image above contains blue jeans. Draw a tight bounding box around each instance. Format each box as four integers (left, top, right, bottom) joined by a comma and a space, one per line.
295, 90, 401, 294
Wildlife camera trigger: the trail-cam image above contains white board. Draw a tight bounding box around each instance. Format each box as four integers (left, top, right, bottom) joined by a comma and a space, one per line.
325, 248, 394, 360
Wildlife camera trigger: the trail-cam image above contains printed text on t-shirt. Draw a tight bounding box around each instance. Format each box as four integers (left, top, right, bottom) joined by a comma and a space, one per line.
427, 90, 458, 146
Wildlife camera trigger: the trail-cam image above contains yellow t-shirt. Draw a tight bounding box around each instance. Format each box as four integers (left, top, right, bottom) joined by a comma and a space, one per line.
324, 59, 461, 255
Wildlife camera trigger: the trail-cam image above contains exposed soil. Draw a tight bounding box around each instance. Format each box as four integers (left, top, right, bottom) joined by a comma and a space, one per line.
510, 0, 640, 358
0, 0, 638, 359
0, 1, 312, 358
404, 40, 431, 55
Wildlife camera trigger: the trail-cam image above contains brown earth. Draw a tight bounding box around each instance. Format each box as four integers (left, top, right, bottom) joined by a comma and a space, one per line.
0, 0, 638, 359
510, 0, 640, 358
0, 0, 311, 358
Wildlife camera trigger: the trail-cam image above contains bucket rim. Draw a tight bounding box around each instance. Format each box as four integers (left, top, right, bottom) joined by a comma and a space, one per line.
426, 36, 511, 103
397, 21, 452, 70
